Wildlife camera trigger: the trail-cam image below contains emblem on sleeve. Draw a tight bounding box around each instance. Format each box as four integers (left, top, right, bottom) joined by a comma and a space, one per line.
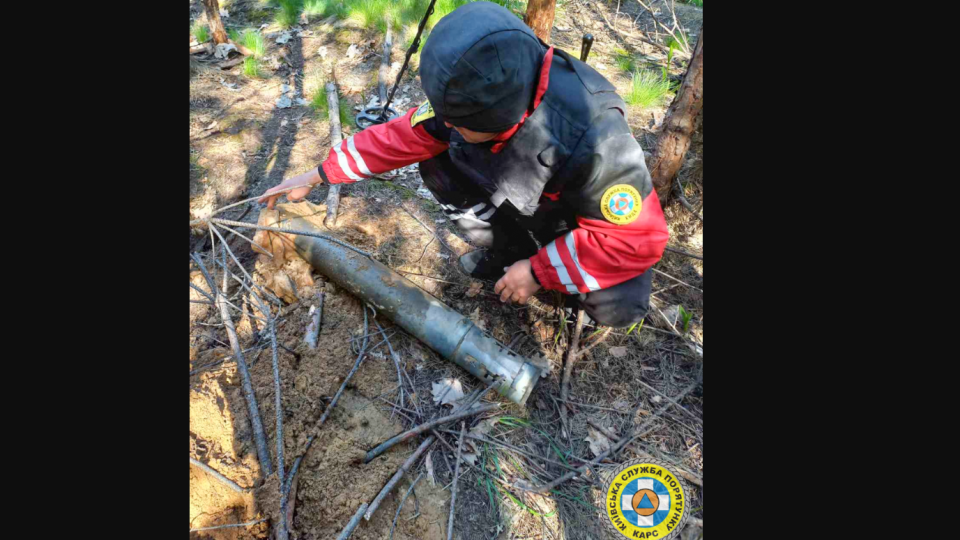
600, 184, 643, 225
602, 459, 689, 539
410, 100, 435, 127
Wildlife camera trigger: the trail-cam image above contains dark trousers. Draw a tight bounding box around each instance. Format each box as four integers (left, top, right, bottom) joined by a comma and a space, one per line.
419, 152, 652, 328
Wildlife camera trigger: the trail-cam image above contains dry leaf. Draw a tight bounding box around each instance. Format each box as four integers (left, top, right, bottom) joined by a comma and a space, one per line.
469, 417, 499, 439
585, 427, 612, 457
652, 395, 662, 403
426, 451, 436, 486
460, 452, 478, 466
465, 281, 483, 298
469, 307, 486, 331
608, 346, 628, 358
431, 378, 465, 406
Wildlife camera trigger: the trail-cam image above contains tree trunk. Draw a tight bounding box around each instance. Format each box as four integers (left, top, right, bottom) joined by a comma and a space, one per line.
648, 26, 703, 202
524, 0, 557, 43
202, 0, 229, 45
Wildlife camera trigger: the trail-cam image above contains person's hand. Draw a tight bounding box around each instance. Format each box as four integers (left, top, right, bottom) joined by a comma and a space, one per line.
257, 168, 323, 209
494, 259, 541, 304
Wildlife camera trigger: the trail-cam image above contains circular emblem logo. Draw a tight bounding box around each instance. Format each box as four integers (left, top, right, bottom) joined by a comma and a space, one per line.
600, 184, 642, 225
602, 459, 688, 539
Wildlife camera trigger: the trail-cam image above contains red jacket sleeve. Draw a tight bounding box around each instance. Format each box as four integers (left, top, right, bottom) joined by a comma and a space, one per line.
529, 112, 668, 294
320, 105, 450, 184
530, 192, 668, 293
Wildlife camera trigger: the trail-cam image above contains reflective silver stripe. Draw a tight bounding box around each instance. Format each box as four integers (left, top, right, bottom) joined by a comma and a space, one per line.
545, 240, 580, 294
346, 136, 372, 177
564, 232, 601, 292
476, 205, 497, 221
443, 202, 494, 222
332, 142, 363, 182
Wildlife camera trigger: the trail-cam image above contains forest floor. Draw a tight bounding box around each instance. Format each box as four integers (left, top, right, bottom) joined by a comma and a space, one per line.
189, 1, 703, 539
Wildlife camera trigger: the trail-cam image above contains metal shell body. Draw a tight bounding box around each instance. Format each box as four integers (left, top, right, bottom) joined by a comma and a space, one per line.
279, 209, 542, 404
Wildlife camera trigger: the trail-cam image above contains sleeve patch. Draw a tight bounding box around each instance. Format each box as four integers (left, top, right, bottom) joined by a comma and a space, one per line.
600, 184, 642, 224
410, 100, 435, 127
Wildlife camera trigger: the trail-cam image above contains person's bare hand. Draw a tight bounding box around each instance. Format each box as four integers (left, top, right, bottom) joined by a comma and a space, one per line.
257, 168, 323, 209
494, 259, 541, 304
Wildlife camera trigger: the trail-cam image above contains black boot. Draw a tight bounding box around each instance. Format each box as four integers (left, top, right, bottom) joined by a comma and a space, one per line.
459, 249, 523, 280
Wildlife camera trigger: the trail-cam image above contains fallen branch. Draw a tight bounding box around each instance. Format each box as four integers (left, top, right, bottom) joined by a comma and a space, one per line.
213, 249, 273, 476
559, 308, 586, 439
304, 287, 324, 349
577, 326, 613, 359
189, 457, 250, 493
400, 204, 455, 255
636, 379, 702, 424
373, 317, 406, 416
650, 298, 703, 357
190, 518, 266, 533
378, 19, 393, 104
190, 43, 214, 55
446, 422, 466, 540
204, 182, 315, 219
196, 217, 374, 258
214, 221, 274, 258
219, 57, 245, 69
366, 436, 435, 521
363, 403, 500, 464
336, 502, 369, 540
663, 246, 703, 260
364, 384, 495, 521
389, 472, 424, 540
285, 306, 370, 493
651, 267, 702, 292
324, 79, 344, 228
209, 223, 284, 306
270, 316, 290, 540
674, 176, 702, 223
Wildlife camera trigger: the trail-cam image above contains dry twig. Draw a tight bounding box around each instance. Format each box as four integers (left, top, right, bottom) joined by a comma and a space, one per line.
363, 403, 500, 464
190, 519, 266, 532
336, 502, 369, 540
559, 308, 587, 439
189, 457, 250, 493
209, 249, 272, 476
285, 306, 370, 493
389, 472, 424, 540
446, 422, 466, 540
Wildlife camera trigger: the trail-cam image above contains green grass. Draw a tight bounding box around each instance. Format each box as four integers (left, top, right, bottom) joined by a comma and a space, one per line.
192, 21, 210, 43
665, 32, 689, 51
241, 30, 267, 57
243, 57, 264, 78
678, 305, 693, 333
228, 28, 266, 58
310, 80, 353, 126
276, 0, 303, 28
327, 0, 525, 34
680, 0, 703, 6
303, 0, 331, 17
614, 47, 635, 72
625, 70, 672, 108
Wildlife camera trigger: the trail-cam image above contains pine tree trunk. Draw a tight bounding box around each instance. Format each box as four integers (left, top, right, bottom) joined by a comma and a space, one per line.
202, 0, 229, 45
524, 0, 557, 43
648, 26, 703, 202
